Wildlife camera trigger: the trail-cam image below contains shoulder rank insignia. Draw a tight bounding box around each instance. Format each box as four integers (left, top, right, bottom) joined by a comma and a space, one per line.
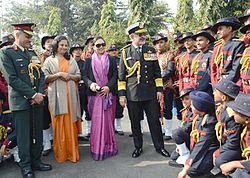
144, 50, 157, 61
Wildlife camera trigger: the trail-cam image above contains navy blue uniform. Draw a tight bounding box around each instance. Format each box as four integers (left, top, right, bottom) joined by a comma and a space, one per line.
187, 114, 219, 177
214, 107, 243, 168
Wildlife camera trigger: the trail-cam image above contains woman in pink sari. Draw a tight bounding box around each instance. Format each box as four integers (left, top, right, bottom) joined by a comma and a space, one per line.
83, 36, 118, 160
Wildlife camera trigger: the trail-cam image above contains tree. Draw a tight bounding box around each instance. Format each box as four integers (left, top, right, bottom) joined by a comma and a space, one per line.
173, 0, 197, 32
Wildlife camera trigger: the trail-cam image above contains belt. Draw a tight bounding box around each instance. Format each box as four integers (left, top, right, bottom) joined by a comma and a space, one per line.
242, 79, 250, 85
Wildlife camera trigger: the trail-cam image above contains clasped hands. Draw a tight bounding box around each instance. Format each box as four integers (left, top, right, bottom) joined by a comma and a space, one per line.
90, 83, 110, 96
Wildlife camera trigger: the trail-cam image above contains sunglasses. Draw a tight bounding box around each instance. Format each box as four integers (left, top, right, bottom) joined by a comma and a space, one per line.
95, 43, 106, 48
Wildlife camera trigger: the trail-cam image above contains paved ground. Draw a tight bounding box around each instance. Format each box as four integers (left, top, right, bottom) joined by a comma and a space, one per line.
1, 109, 182, 178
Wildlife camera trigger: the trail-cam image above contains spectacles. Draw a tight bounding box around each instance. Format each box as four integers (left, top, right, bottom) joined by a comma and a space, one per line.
95, 43, 106, 48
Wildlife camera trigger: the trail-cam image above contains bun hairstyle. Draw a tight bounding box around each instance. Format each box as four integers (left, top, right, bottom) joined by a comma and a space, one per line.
52, 35, 70, 60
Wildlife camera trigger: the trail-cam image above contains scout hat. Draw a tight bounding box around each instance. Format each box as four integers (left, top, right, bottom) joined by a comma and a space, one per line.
85, 36, 94, 45
201, 24, 213, 31
238, 8, 250, 23
240, 24, 250, 34
108, 44, 119, 51
227, 93, 250, 118
152, 34, 168, 45
69, 43, 84, 54
179, 32, 194, 43
11, 23, 36, 36
0, 34, 15, 48
211, 17, 242, 33
178, 88, 194, 99
212, 78, 240, 99
189, 90, 215, 113
173, 31, 183, 42
126, 22, 147, 35
41, 35, 56, 50
192, 30, 215, 43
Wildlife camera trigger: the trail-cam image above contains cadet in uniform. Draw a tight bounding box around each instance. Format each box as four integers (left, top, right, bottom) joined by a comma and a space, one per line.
178, 32, 199, 91
191, 30, 215, 96
70, 43, 90, 141
178, 91, 219, 178
118, 22, 170, 158
212, 79, 242, 176
219, 93, 250, 178
0, 23, 51, 178
210, 17, 245, 84
153, 34, 175, 140
82, 36, 94, 60
169, 88, 195, 168
108, 44, 124, 136
41, 35, 55, 156
239, 13, 250, 94
238, 8, 250, 45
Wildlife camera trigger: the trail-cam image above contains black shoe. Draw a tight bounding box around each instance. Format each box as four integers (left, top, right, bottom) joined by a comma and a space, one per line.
21, 169, 34, 178
156, 148, 170, 157
42, 149, 52, 156
132, 148, 143, 158
78, 136, 89, 141
129, 133, 133, 137
32, 162, 52, 171
115, 130, 124, 136
168, 160, 184, 168
164, 136, 172, 141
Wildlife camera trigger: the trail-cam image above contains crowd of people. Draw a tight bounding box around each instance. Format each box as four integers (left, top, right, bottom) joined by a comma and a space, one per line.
0, 7, 249, 178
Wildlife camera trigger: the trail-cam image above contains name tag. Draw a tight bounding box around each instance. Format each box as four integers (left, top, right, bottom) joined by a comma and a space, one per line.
126, 57, 132, 60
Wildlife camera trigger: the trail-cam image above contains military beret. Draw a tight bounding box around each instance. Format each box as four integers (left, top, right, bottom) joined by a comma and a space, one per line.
190, 90, 215, 113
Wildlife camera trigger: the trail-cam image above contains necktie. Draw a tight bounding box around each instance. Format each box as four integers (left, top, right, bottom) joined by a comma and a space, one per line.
137, 46, 142, 54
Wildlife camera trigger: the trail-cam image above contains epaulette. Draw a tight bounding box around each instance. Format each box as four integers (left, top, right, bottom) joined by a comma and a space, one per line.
226, 107, 234, 117
120, 44, 131, 51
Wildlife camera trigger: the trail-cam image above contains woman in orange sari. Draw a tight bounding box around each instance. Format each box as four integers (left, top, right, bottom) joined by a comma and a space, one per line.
42, 35, 82, 163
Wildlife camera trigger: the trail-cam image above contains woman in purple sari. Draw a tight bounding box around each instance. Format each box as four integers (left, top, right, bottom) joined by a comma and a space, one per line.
83, 36, 118, 160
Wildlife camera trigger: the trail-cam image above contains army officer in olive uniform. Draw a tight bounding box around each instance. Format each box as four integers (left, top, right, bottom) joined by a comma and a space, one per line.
118, 22, 170, 158
0, 23, 51, 178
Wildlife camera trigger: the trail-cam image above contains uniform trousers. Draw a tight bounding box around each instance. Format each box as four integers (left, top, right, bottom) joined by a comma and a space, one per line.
127, 98, 164, 150
14, 106, 43, 170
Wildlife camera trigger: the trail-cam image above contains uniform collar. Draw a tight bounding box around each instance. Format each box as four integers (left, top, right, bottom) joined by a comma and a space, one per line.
14, 42, 25, 52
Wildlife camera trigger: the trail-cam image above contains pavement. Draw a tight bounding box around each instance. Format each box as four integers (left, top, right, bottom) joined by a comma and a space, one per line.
1, 109, 182, 178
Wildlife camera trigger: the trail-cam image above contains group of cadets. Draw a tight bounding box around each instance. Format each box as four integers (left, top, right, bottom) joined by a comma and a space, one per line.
0, 7, 249, 178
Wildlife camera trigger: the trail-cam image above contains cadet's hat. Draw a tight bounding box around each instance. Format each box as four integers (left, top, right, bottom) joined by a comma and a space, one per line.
108, 44, 119, 51
240, 24, 250, 34
41, 35, 56, 49
192, 30, 215, 43
211, 17, 242, 33
179, 32, 194, 43
227, 93, 250, 118
178, 88, 194, 99
212, 78, 240, 99
69, 43, 84, 54
11, 23, 36, 36
0, 34, 15, 48
152, 34, 168, 45
201, 24, 213, 31
189, 90, 215, 113
173, 31, 183, 42
238, 9, 250, 23
126, 22, 147, 35
85, 36, 94, 45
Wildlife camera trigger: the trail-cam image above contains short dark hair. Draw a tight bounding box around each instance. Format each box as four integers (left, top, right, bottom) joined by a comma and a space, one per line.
92, 36, 106, 45
52, 35, 70, 60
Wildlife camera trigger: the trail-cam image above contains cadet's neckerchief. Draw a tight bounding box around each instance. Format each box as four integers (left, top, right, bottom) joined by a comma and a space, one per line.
240, 126, 250, 160
240, 46, 250, 74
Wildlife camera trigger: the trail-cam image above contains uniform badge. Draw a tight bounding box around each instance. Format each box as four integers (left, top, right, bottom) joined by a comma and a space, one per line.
227, 55, 232, 61
144, 51, 157, 61
126, 57, 132, 61
16, 58, 23, 62
20, 69, 26, 74
202, 62, 207, 70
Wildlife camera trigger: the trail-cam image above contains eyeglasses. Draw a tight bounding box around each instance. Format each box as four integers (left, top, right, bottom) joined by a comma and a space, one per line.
95, 43, 106, 48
